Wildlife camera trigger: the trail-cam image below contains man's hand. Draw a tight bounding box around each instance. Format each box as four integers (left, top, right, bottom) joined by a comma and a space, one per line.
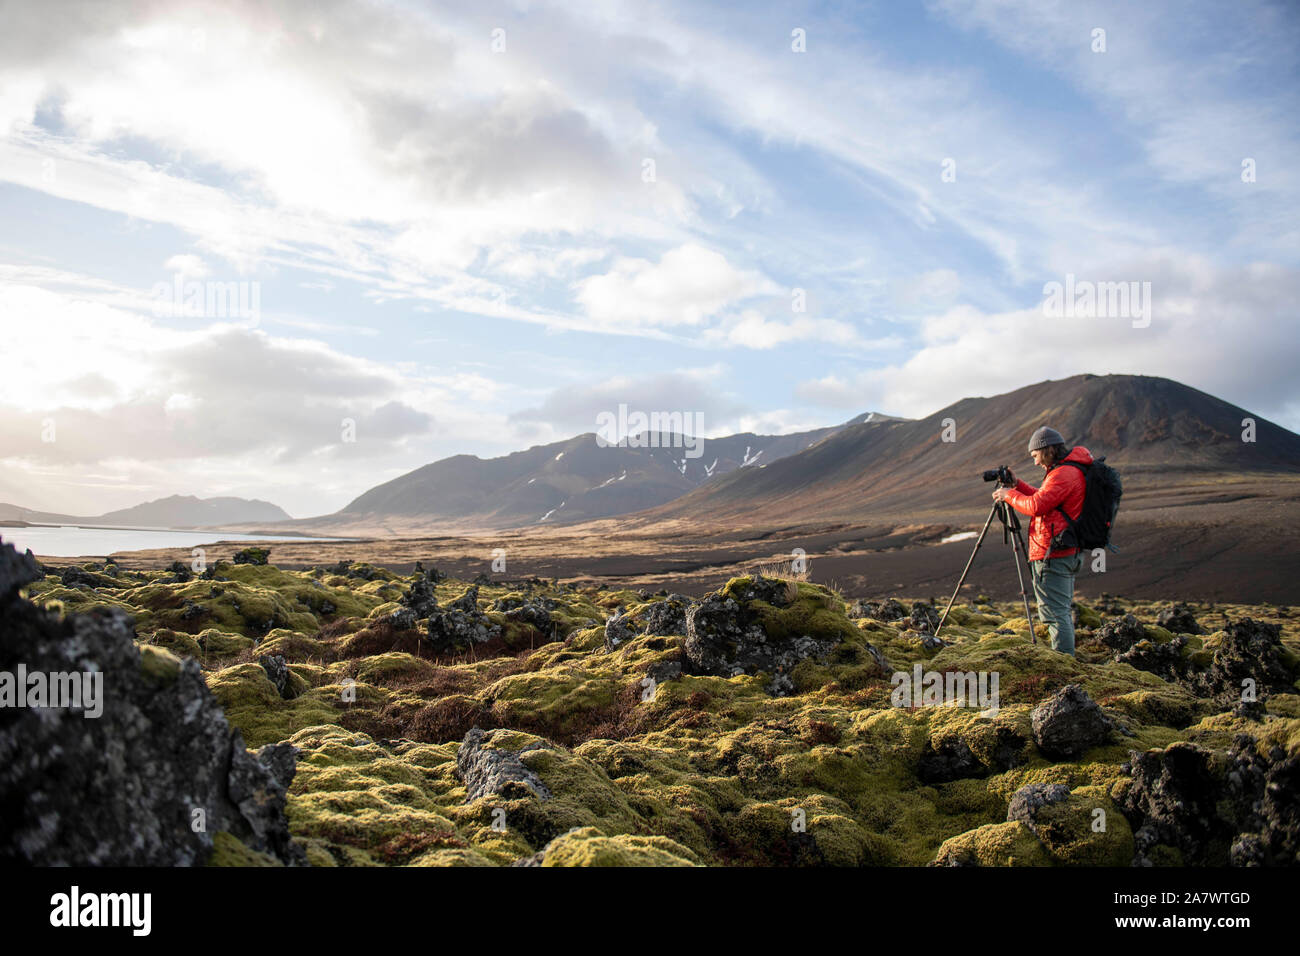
991, 486, 1012, 503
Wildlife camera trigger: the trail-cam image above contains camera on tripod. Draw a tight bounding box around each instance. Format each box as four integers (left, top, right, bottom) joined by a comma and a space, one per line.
933, 463, 1036, 644
981, 465, 1013, 485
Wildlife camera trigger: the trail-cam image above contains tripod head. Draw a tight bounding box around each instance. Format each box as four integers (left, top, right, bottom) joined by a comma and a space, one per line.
994, 499, 1022, 538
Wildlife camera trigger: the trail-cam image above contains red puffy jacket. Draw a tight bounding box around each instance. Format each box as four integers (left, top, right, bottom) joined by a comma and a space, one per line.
1003, 446, 1093, 561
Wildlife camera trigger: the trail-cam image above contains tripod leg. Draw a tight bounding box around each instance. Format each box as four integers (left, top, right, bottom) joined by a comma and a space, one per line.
934, 502, 1000, 640
1004, 510, 1036, 645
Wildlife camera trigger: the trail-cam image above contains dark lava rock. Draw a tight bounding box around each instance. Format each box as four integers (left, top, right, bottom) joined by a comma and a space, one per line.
0, 543, 303, 865
400, 572, 440, 619
1096, 613, 1146, 653
1030, 684, 1115, 759
1120, 742, 1226, 866
919, 726, 1026, 784
849, 597, 908, 622
180, 598, 209, 622
168, 560, 193, 582
1156, 602, 1202, 635
1197, 618, 1298, 700
502, 600, 554, 633
907, 602, 940, 633
425, 586, 500, 654
330, 560, 383, 581
456, 727, 552, 803
59, 566, 100, 589
1222, 734, 1300, 866
1116, 633, 1191, 683
1096, 594, 1125, 616
0, 543, 41, 599
1120, 735, 1300, 866
258, 654, 300, 700
413, 561, 444, 584
232, 547, 270, 566
919, 737, 984, 784
1007, 782, 1071, 837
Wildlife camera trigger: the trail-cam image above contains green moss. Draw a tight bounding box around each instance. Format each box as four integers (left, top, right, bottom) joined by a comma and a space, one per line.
933, 822, 1052, 866
143, 629, 202, 660
540, 827, 700, 866
355, 652, 436, 685
139, 644, 184, 685
206, 830, 284, 867
45, 559, 1295, 868
206, 665, 352, 748
1073, 602, 1103, 629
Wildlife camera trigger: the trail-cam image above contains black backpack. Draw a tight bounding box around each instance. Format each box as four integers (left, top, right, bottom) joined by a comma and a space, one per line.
1052, 456, 1123, 552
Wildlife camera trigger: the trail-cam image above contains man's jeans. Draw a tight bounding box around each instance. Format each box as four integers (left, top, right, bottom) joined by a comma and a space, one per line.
1030, 553, 1083, 655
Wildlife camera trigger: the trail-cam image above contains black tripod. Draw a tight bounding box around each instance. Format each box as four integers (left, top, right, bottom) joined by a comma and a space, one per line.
934, 497, 1036, 643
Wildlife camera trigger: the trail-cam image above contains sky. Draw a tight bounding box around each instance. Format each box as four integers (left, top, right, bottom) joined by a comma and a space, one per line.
1, 0, 1297, 517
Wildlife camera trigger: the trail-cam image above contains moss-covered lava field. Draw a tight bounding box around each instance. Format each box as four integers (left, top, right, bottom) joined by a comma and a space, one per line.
21, 551, 1300, 867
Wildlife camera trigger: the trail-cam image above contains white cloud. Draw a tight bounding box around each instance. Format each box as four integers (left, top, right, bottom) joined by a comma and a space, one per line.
797, 256, 1300, 429
575, 243, 779, 329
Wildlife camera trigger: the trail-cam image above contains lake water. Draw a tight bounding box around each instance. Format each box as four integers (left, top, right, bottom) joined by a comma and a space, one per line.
0, 525, 348, 558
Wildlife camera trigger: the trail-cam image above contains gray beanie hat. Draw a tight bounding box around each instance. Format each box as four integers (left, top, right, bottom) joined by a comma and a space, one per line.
1028, 426, 1065, 452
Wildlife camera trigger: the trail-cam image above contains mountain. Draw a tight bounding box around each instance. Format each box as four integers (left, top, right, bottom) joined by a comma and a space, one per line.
305, 415, 903, 532
0, 495, 291, 529
628, 373, 1300, 528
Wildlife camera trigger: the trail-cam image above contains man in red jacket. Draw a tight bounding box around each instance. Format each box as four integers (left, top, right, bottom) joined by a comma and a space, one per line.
991, 426, 1093, 655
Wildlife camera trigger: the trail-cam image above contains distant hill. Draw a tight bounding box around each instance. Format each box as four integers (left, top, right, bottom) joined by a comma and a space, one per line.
629, 373, 1300, 527
0, 495, 290, 529
317, 415, 902, 530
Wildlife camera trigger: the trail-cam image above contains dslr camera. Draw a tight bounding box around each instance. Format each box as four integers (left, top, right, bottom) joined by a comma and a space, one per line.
982, 465, 1014, 486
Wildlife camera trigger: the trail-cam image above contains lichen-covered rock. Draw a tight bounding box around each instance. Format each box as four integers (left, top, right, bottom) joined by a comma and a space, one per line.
233, 547, 271, 566
683, 576, 867, 690
425, 585, 501, 654
1008, 784, 1133, 865
604, 605, 636, 650
1007, 782, 1071, 835
0, 543, 302, 865
636, 593, 694, 636
456, 727, 553, 803
1031, 683, 1115, 759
